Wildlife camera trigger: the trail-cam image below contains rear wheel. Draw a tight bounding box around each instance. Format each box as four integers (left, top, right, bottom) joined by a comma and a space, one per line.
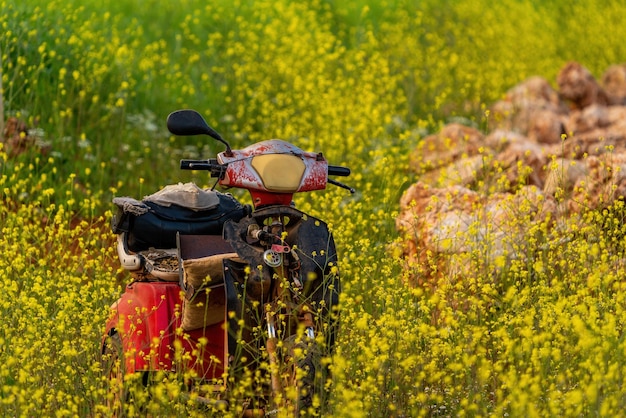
101, 331, 125, 415
102, 331, 153, 415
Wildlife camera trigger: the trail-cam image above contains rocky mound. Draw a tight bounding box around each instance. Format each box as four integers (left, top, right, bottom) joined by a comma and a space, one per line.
396, 62, 626, 286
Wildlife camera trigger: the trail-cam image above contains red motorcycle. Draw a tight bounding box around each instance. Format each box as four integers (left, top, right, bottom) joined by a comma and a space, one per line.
103, 109, 352, 415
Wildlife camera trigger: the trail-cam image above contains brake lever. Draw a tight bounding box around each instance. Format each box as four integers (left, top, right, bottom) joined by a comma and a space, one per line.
328, 178, 355, 194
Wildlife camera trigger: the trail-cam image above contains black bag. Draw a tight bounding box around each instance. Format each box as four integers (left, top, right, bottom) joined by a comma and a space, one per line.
112, 188, 249, 252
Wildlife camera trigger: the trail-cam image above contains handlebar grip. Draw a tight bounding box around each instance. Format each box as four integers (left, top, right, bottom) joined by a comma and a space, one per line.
180, 159, 223, 176
328, 165, 351, 177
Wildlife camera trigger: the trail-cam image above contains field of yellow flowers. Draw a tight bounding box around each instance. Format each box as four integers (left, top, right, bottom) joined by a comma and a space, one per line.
4, 0, 626, 416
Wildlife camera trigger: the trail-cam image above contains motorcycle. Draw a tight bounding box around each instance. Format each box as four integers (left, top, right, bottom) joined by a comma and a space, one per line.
102, 109, 353, 416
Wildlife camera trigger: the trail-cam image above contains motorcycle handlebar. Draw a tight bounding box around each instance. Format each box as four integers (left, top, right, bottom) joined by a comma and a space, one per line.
181, 159, 350, 177
181, 158, 354, 192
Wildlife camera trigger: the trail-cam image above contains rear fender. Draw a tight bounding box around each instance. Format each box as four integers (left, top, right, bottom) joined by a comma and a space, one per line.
105, 281, 183, 373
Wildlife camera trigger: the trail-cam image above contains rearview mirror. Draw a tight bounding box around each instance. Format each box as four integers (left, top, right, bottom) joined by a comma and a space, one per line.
167, 109, 232, 155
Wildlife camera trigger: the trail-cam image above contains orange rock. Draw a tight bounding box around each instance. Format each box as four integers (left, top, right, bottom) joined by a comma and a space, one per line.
409, 123, 484, 175
397, 181, 555, 286
569, 153, 626, 212
557, 61, 609, 110
489, 76, 567, 136
601, 63, 626, 105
